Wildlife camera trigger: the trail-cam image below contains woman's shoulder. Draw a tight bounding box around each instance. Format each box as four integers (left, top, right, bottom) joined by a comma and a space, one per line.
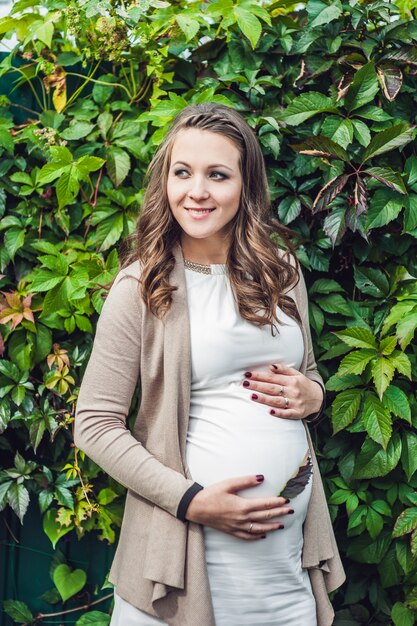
118, 259, 142, 281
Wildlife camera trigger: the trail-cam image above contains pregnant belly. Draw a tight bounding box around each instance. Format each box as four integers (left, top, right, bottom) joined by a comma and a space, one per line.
185, 392, 311, 499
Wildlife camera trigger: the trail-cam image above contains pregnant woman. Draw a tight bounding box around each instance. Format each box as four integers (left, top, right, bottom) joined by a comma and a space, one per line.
74, 103, 345, 626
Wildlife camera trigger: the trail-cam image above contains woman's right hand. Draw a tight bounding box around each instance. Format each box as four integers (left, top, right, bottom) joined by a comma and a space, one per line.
185, 474, 293, 540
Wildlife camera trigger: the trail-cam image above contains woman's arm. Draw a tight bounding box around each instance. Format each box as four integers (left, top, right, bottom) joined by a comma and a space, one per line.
74, 270, 197, 518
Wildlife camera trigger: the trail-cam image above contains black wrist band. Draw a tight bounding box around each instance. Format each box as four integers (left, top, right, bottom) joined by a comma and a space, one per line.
176, 482, 204, 522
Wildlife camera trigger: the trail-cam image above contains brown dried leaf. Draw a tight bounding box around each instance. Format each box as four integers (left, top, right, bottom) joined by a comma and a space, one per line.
279, 451, 313, 499
377, 63, 403, 102
312, 174, 349, 213
354, 176, 368, 216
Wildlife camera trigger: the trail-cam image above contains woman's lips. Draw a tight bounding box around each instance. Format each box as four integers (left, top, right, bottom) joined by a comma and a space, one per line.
185, 208, 215, 219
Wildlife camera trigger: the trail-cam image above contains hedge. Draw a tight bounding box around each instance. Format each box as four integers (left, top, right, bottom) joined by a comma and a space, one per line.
1, 0, 417, 624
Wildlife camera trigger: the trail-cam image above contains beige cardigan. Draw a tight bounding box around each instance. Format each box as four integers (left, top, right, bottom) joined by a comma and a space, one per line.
74, 246, 345, 626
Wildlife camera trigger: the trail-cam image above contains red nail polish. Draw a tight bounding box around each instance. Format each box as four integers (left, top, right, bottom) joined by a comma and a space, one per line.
272, 364, 278, 370
245, 371, 252, 378
243, 380, 250, 387
251, 393, 258, 400
261, 535, 266, 539
270, 409, 275, 415
285, 498, 290, 504
256, 474, 264, 482
288, 509, 294, 514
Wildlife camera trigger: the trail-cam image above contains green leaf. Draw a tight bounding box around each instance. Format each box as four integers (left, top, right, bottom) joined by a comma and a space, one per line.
344, 62, 380, 113
323, 206, 347, 245
4, 228, 25, 261
30, 269, 65, 292
347, 532, 391, 564
364, 167, 407, 194
366, 188, 405, 230
43, 508, 73, 548
316, 294, 351, 316
361, 393, 392, 448
379, 336, 397, 356
337, 349, 375, 376
281, 92, 336, 126
393, 507, 417, 538
371, 357, 395, 399
326, 373, 361, 391
53, 564, 87, 602
76, 156, 105, 178
290, 135, 350, 162
354, 433, 401, 479
76, 611, 111, 626
334, 327, 377, 349
7, 482, 29, 523
3, 600, 33, 623
362, 123, 415, 162
331, 388, 362, 434
107, 147, 130, 187
61, 122, 95, 141
351, 119, 371, 147
404, 195, 417, 232
176, 14, 199, 42
310, 279, 344, 295
234, 8, 262, 49
307, 0, 343, 28
388, 350, 412, 379
396, 311, 417, 350
56, 171, 79, 209
277, 196, 301, 224
354, 265, 390, 297
391, 602, 415, 626
366, 507, 384, 540
383, 385, 411, 422
355, 105, 392, 122
401, 431, 417, 481
321, 116, 353, 150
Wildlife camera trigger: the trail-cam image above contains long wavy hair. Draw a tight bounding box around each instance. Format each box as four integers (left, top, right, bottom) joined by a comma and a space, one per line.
120, 103, 300, 329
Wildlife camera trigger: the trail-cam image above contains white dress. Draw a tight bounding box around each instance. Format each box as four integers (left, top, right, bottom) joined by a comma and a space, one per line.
111, 264, 316, 626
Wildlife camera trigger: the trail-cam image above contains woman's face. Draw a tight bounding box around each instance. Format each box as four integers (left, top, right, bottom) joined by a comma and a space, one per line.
167, 128, 243, 257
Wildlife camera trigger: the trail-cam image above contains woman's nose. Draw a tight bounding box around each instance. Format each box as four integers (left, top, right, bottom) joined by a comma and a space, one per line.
187, 176, 210, 200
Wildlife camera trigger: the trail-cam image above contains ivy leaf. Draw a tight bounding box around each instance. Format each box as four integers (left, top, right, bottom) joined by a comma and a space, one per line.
107, 147, 130, 187
371, 357, 395, 399
391, 602, 415, 626
351, 118, 371, 147
7, 482, 29, 523
366, 188, 405, 230
307, 0, 343, 28
337, 349, 376, 377
277, 196, 301, 224
331, 388, 362, 433
281, 92, 336, 126
290, 135, 350, 162
382, 385, 411, 424
364, 167, 407, 194
3, 600, 33, 624
393, 507, 417, 538
388, 350, 412, 379
234, 8, 262, 49
43, 508, 73, 548
53, 563, 87, 602
76, 611, 111, 625
324, 206, 347, 246
395, 311, 417, 349
403, 195, 417, 232
377, 63, 403, 102
344, 62, 380, 113
401, 431, 417, 481
361, 393, 392, 449
354, 266, 390, 297
312, 175, 349, 213
362, 123, 415, 162
354, 433, 402, 479
334, 327, 377, 349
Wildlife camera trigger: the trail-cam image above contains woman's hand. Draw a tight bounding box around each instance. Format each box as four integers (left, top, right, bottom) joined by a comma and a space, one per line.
185, 474, 293, 540
242, 363, 323, 420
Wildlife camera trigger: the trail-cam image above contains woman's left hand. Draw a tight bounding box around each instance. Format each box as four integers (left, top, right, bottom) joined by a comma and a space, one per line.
242, 363, 324, 420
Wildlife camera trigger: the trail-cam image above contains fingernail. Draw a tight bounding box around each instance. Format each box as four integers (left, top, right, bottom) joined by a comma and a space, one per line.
270, 409, 275, 415
243, 380, 250, 387
288, 509, 294, 515
278, 524, 284, 529
272, 364, 278, 370
251, 393, 258, 400
245, 371, 252, 378
285, 498, 290, 504
261, 535, 266, 539
256, 474, 264, 482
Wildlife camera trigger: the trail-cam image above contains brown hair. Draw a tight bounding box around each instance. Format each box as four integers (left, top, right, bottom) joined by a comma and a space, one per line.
120, 103, 300, 329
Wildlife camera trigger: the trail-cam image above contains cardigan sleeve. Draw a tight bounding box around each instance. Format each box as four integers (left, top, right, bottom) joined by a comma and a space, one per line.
74, 269, 197, 518
295, 267, 326, 423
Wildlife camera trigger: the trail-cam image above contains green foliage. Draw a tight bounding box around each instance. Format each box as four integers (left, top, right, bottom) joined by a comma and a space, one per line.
1, 0, 417, 623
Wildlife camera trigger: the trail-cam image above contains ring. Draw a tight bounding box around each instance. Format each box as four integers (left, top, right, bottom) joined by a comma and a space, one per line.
248, 522, 254, 534
284, 396, 289, 408
279, 386, 285, 395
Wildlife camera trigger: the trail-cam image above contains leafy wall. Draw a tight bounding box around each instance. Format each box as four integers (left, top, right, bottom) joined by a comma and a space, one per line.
1, 0, 417, 624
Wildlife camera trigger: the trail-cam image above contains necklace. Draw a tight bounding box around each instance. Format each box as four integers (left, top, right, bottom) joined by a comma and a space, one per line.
183, 259, 212, 274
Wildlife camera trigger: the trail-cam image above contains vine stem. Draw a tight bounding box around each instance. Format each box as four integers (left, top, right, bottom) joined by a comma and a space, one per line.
31, 591, 113, 622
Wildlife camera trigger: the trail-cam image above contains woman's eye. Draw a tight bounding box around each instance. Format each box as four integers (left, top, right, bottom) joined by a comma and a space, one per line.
174, 169, 190, 178
210, 171, 227, 180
